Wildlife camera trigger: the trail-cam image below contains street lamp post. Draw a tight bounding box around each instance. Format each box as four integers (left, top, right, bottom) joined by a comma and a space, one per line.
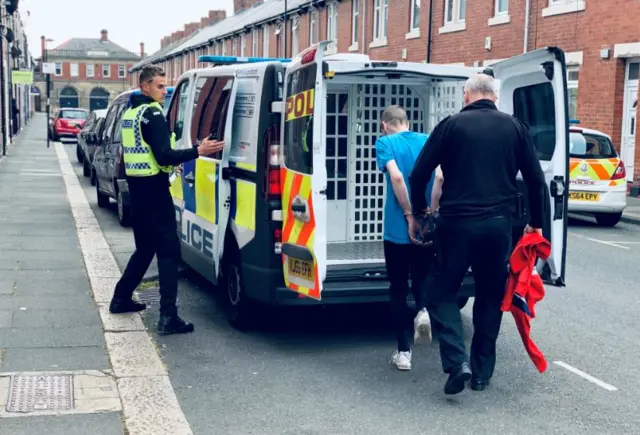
44, 37, 52, 148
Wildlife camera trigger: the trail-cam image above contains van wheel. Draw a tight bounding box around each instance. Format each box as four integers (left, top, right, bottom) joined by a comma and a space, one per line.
96, 181, 110, 208
220, 247, 259, 331
457, 297, 469, 309
117, 189, 131, 227
83, 159, 91, 177
90, 168, 97, 186
595, 212, 622, 227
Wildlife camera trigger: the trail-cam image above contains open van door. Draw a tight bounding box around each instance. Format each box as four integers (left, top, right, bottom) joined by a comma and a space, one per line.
489, 47, 569, 286
280, 42, 331, 300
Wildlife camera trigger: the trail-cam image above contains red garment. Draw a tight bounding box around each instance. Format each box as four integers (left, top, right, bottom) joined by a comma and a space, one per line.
501, 232, 551, 373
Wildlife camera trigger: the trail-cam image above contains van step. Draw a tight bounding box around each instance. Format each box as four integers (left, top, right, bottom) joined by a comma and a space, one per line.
327, 241, 384, 262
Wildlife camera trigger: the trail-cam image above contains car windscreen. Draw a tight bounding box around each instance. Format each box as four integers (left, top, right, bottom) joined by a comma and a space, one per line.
60, 110, 87, 120
569, 131, 618, 159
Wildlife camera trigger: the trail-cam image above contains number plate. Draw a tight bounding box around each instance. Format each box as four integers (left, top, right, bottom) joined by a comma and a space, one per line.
288, 257, 314, 282
569, 191, 600, 201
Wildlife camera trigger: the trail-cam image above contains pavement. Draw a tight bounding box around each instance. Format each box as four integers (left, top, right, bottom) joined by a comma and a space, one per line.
2, 114, 640, 434
622, 195, 640, 224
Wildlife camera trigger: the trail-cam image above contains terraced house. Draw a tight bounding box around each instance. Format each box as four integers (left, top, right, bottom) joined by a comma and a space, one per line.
130, 0, 640, 191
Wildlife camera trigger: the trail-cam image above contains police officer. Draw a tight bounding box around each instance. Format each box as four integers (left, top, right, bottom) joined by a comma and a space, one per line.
109, 65, 222, 335
409, 74, 547, 394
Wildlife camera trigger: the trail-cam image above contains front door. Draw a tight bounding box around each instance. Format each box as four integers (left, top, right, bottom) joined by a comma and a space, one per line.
491, 47, 569, 286
622, 60, 639, 181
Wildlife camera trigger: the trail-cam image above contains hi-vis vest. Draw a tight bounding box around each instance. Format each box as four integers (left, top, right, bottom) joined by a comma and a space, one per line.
121, 102, 174, 176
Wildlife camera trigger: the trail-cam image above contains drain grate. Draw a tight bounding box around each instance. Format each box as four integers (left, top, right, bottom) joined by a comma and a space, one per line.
6, 375, 74, 413
134, 288, 161, 304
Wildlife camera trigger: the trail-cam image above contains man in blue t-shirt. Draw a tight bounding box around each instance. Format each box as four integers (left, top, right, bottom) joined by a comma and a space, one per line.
376, 105, 438, 371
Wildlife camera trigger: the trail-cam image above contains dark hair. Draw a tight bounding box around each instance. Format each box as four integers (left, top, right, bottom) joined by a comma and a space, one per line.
139, 65, 165, 84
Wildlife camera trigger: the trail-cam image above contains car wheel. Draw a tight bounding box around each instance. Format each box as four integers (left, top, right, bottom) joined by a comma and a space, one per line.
117, 189, 131, 227
220, 245, 259, 331
83, 159, 91, 177
96, 180, 110, 208
457, 297, 469, 309
76, 145, 83, 163
595, 212, 622, 227
90, 168, 97, 186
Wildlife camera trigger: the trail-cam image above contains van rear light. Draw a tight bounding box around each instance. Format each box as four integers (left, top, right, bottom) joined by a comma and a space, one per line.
611, 161, 626, 180
274, 228, 282, 254
301, 47, 317, 65
268, 167, 281, 195
263, 124, 282, 199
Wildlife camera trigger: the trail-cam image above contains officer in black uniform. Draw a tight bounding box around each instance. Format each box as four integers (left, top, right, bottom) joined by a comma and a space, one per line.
109, 65, 222, 335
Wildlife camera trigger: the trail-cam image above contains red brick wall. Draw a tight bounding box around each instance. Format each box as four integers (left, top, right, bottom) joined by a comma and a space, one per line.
51, 61, 135, 82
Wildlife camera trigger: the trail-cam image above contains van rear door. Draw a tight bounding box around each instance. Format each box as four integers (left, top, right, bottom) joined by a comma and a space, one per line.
280, 42, 330, 300
490, 47, 569, 286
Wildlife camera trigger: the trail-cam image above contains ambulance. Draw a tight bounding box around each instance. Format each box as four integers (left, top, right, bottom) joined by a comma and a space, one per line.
165, 41, 570, 329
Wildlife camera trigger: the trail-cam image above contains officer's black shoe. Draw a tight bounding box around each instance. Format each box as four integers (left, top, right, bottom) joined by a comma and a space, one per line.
470, 378, 491, 392
444, 362, 472, 395
157, 314, 194, 335
109, 299, 147, 314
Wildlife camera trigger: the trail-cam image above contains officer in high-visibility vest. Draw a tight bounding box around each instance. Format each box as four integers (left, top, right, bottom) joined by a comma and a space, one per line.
109, 65, 222, 335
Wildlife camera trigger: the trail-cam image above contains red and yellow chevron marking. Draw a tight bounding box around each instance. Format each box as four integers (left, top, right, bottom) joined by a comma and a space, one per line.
569, 158, 622, 182
286, 89, 314, 122
280, 167, 320, 300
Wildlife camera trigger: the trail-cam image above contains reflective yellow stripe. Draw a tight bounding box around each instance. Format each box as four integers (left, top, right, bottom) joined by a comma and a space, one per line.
195, 159, 217, 223
235, 180, 256, 231
235, 162, 257, 172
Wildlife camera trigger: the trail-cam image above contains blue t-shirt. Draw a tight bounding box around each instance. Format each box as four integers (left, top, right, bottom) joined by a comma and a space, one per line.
376, 131, 434, 245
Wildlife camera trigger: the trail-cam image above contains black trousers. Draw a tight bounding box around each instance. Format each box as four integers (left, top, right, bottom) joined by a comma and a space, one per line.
113, 191, 181, 316
384, 241, 434, 352
426, 214, 512, 381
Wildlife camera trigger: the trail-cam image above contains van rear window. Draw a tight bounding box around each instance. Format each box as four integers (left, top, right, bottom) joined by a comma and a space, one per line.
283, 65, 316, 175
570, 132, 618, 159
513, 83, 556, 161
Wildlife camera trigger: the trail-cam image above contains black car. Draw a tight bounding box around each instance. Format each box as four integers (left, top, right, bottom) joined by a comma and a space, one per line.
76, 109, 108, 178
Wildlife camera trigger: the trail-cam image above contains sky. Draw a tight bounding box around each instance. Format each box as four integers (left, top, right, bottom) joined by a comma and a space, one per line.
20, 0, 234, 58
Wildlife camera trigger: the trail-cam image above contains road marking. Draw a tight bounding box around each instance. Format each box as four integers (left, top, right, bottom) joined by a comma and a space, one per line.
569, 232, 630, 250
54, 143, 194, 435
553, 361, 618, 391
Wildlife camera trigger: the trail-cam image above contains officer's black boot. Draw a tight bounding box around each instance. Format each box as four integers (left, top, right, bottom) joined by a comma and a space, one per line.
157, 314, 195, 335
109, 298, 147, 314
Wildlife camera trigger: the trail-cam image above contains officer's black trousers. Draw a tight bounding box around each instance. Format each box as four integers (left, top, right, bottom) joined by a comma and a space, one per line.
113, 191, 181, 316
426, 214, 512, 381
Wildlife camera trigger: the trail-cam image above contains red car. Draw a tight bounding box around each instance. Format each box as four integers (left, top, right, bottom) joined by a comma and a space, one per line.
49, 108, 89, 141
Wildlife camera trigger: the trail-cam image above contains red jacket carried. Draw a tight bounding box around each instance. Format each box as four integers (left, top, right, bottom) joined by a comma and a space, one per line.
501, 232, 551, 373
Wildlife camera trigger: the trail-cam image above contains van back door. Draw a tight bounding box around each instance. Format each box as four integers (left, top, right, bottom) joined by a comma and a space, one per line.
490, 47, 569, 286
280, 42, 330, 300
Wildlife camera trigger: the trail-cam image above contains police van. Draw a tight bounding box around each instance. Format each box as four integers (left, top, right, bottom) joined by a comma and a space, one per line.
165, 41, 569, 328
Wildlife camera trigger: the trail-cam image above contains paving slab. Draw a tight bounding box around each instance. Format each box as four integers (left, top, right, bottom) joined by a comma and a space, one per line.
0, 326, 105, 349
1, 347, 110, 372
0, 413, 124, 435
10, 308, 102, 328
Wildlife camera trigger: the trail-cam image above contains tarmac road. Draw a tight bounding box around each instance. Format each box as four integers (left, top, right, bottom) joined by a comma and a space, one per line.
64, 143, 640, 435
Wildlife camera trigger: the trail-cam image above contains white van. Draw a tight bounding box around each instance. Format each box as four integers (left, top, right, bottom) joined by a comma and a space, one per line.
165, 41, 569, 329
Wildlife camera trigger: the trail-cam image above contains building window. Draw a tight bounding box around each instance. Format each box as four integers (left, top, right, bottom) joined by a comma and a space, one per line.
495, 0, 508, 14
327, 3, 338, 53
222, 39, 227, 56
351, 0, 359, 46
309, 10, 318, 45
231, 37, 237, 56
275, 22, 283, 58
118, 64, 126, 78
445, 0, 466, 25
567, 66, 579, 120
252, 28, 259, 57
410, 0, 420, 31
241, 33, 247, 57
55, 62, 62, 76
292, 16, 300, 56
629, 62, 640, 80
102, 64, 110, 77
543, 0, 585, 17
262, 25, 270, 57
373, 0, 389, 42
86, 64, 95, 78
70, 63, 79, 77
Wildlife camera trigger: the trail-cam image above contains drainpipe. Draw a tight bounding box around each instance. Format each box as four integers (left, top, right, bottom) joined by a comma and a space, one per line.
426, 0, 434, 62
523, 0, 530, 53
361, 0, 366, 54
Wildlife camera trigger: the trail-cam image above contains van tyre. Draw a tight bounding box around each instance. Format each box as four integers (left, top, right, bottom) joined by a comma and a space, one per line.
220, 247, 259, 331
96, 181, 110, 208
595, 212, 622, 227
90, 168, 97, 186
117, 190, 131, 227
76, 145, 83, 163
83, 159, 91, 177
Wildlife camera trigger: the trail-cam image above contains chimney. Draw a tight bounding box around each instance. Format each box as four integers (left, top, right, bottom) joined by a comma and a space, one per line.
209, 10, 226, 25
234, 0, 262, 14
100, 29, 108, 41
140, 42, 145, 58
40, 35, 46, 59
200, 17, 209, 28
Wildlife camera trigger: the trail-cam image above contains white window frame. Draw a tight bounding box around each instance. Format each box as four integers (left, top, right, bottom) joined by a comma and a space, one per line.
309, 9, 318, 45
275, 22, 283, 58
86, 64, 95, 78
410, 0, 420, 32
440, 0, 467, 33
241, 33, 247, 57
222, 39, 227, 56
70, 63, 79, 77
326, 2, 338, 54
350, 0, 359, 49
489, 0, 511, 26
291, 16, 300, 56
118, 64, 126, 78
371, 0, 389, 47
232, 37, 238, 56
567, 65, 580, 120
542, 0, 585, 17
262, 25, 270, 57
54, 62, 62, 76
252, 28, 259, 57
102, 64, 110, 77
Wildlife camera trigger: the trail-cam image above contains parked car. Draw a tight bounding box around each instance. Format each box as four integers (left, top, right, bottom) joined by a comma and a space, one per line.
76, 109, 107, 177
49, 108, 89, 141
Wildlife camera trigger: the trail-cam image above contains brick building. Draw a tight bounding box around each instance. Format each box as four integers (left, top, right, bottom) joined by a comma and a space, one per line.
129, 0, 640, 189
34, 30, 141, 112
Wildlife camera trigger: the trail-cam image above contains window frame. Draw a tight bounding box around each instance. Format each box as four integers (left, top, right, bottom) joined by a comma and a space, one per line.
70, 63, 79, 77
326, 2, 338, 53
351, 0, 359, 45
567, 65, 579, 120
373, 0, 389, 41
118, 64, 126, 79
410, 0, 421, 32
86, 64, 95, 78
102, 64, 110, 78
55, 62, 62, 76
262, 25, 270, 57
292, 16, 300, 56
309, 9, 318, 45
252, 28, 259, 57
495, 0, 508, 15
240, 33, 247, 57
166, 79, 191, 144
444, 0, 466, 25
189, 76, 234, 159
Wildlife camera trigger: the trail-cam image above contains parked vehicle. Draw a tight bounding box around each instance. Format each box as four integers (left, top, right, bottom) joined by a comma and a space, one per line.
76, 109, 107, 177
568, 122, 627, 226
49, 108, 89, 141
165, 43, 569, 329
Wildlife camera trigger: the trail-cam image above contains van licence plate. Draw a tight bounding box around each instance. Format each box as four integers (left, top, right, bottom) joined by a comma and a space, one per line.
569, 192, 600, 201
288, 257, 314, 282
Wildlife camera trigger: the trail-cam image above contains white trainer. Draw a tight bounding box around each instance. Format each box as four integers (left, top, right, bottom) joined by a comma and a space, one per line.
413, 308, 432, 344
390, 350, 412, 371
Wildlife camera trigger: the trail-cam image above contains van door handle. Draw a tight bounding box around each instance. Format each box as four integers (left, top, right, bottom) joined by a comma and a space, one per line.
291, 203, 306, 213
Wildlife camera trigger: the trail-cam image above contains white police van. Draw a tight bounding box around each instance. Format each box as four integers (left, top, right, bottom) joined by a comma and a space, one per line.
165, 41, 569, 329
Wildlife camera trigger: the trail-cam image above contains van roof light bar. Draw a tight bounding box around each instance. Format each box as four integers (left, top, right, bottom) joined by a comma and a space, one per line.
569, 119, 580, 125
198, 55, 291, 65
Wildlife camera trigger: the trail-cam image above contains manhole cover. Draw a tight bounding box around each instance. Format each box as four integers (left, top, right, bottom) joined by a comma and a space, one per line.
6, 375, 74, 413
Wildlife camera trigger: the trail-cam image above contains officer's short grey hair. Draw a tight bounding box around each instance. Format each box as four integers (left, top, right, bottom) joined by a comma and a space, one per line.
381, 105, 409, 127
464, 74, 497, 97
